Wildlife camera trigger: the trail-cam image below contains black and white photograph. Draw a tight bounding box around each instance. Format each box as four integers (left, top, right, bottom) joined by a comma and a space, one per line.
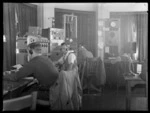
3, 3, 148, 111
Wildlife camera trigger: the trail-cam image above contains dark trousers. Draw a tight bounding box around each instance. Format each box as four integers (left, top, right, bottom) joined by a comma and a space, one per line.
21, 83, 50, 100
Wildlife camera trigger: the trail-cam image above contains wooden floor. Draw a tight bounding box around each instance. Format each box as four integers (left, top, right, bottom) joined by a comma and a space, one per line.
22, 84, 147, 111
81, 85, 146, 111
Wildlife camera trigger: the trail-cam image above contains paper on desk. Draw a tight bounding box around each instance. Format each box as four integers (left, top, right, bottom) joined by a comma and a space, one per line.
24, 77, 34, 80
23, 77, 34, 80
12, 64, 23, 70
137, 64, 142, 74
134, 74, 140, 78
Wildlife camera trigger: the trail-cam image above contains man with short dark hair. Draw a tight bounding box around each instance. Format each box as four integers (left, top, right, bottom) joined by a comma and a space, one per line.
56, 42, 77, 71
3, 42, 59, 100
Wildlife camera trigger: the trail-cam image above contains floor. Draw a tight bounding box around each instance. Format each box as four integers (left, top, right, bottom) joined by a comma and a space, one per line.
81, 85, 146, 111
24, 84, 146, 111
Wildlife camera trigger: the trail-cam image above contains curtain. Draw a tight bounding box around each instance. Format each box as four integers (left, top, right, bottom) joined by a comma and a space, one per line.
3, 3, 17, 71
78, 13, 96, 56
17, 3, 37, 37
3, 3, 37, 71
136, 13, 148, 62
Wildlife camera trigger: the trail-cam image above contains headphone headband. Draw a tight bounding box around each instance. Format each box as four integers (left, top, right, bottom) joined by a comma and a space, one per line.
29, 49, 33, 55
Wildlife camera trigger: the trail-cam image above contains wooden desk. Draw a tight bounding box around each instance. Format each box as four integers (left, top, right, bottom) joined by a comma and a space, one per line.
3, 78, 34, 99
104, 59, 123, 87
124, 75, 146, 110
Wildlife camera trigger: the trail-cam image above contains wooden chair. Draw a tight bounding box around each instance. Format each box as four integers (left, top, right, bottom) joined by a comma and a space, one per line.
80, 60, 86, 90
3, 91, 37, 111
81, 57, 102, 95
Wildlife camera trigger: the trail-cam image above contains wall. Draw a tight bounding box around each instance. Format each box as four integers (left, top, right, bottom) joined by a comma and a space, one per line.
30, 3, 39, 5
97, 3, 148, 59
37, 3, 43, 28
33, 3, 148, 28
29, 3, 43, 28
54, 3, 96, 11
37, 3, 96, 28
30, 3, 99, 28
43, 3, 55, 28
97, 3, 148, 20
31, 3, 148, 59
103, 3, 148, 12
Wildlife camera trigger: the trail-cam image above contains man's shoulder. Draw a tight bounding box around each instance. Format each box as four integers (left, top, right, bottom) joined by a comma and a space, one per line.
68, 51, 76, 57
31, 55, 51, 62
31, 55, 43, 60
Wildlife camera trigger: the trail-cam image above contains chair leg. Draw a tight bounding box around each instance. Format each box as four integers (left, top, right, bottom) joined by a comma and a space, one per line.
87, 82, 89, 94
116, 83, 119, 95
88, 79, 90, 94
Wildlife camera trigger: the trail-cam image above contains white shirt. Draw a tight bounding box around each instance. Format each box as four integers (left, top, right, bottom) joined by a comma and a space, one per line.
58, 50, 76, 64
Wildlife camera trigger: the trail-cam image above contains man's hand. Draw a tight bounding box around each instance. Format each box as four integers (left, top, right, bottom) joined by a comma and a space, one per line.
3, 71, 11, 76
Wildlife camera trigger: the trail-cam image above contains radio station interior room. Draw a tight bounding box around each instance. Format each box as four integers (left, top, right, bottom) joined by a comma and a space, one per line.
3, 3, 148, 111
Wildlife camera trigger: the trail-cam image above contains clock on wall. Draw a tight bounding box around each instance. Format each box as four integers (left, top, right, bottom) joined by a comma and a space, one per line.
109, 19, 119, 31
110, 21, 116, 27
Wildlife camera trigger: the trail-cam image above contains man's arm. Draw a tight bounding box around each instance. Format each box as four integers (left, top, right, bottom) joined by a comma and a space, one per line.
3, 62, 34, 81
54, 56, 64, 65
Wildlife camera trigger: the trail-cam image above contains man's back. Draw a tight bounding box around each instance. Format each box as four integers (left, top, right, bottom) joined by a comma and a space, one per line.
4, 55, 59, 87
78, 47, 93, 64
29, 56, 59, 86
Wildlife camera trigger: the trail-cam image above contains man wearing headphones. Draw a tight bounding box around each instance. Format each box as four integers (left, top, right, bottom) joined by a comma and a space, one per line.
3, 42, 59, 100
56, 42, 77, 71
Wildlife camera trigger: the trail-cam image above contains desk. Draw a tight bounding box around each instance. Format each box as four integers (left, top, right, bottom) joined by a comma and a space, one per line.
104, 59, 123, 87
124, 75, 146, 110
3, 78, 34, 99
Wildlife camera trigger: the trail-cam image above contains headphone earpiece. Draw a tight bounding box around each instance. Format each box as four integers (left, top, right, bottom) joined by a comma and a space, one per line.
29, 49, 33, 55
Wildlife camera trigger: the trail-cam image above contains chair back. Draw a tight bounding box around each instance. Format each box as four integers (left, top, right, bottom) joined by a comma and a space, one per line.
3, 91, 37, 111
80, 60, 86, 88
86, 58, 99, 76
81, 57, 103, 94
50, 69, 82, 110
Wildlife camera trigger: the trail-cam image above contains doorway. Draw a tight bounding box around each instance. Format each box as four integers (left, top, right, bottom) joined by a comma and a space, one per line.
55, 8, 96, 56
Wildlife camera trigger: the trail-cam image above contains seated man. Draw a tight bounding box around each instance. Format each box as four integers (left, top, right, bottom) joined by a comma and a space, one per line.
3, 42, 59, 100
55, 42, 77, 71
